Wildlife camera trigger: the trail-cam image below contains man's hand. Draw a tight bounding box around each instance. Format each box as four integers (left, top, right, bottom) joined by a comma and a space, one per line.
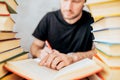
39, 47, 52, 59
39, 49, 73, 70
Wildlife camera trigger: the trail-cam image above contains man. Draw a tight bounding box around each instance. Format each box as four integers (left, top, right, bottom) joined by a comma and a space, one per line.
30, 0, 96, 70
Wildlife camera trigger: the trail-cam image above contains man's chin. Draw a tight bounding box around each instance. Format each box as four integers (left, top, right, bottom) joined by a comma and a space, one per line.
63, 16, 74, 20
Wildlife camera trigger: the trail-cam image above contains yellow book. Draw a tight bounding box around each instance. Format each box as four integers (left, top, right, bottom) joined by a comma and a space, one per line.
0, 31, 17, 40
87, 0, 120, 21
4, 58, 102, 80
0, 38, 20, 53
0, 16, 15, 31
0, 47, 23, 63
0, 0, 18, 13
93, 56, 120, 80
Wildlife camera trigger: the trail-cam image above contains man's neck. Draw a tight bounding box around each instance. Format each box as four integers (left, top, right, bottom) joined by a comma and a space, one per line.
65, 13, 82, 24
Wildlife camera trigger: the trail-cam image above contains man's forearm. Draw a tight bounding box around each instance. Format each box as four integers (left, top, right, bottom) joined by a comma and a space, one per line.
30, 45, 42, 58
68, 49, 96, 63
30, 38, 45, 58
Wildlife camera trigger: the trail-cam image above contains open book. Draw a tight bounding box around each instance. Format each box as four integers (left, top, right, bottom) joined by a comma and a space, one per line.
4, 58, 103, 80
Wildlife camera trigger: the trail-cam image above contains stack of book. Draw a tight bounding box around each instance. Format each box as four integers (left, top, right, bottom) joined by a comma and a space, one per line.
87, 0, 120, 80
0, 0, 28, 79
86, 0, 120, 21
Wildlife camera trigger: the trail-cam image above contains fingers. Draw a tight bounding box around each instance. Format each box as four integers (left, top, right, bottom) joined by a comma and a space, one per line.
40, 47, 53, 59
39, 49, 73, 70
60, 54, 73, 65
51, 57, 62, 69
56, 61, 65, 70
54, 54, 73, 70
45, 54, 57, 68
39, 55, 49, 66
39, 53, 64, 70
44, 47, 53, 53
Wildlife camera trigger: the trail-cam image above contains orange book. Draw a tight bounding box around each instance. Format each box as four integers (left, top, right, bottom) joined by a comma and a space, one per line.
4, 58, 103, 80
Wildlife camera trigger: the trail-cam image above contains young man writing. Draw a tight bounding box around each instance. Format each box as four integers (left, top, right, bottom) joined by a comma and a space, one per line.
30, 0, 96, 70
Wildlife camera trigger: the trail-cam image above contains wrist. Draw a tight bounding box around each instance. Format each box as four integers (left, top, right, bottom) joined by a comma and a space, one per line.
67, 53, 78, 63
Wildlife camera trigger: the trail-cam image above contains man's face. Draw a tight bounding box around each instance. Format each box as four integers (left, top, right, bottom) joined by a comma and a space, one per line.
60, 0, 85, 20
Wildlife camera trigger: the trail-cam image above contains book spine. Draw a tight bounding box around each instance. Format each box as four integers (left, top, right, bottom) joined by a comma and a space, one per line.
0, 46, 21, 54
0, 38, 20, 42
0, 31, 17, 33
0, 52, 28, 64
0, 14, 10, 16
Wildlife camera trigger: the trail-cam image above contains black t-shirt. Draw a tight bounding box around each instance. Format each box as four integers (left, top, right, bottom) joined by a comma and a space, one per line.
32, 10, 94, 53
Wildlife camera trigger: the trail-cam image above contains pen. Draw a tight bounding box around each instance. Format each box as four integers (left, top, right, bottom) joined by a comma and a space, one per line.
34, 40, 52, 63
45, 40, 52, 50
